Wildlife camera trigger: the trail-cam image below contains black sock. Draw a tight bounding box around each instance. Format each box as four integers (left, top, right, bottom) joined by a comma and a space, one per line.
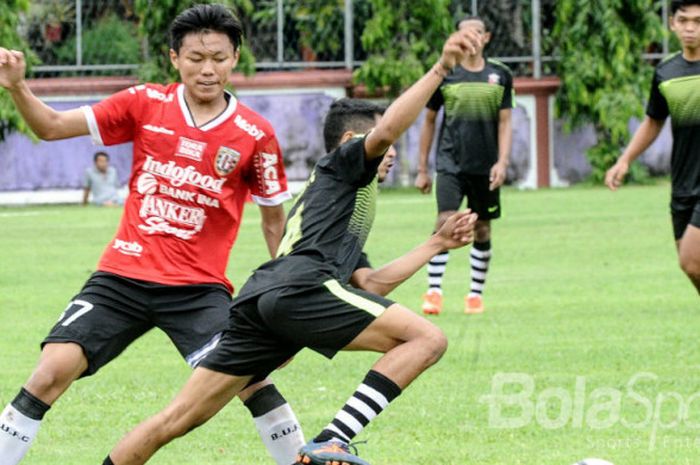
243, 384, 287, 417
11, 388, 51, 420
102, 456, 114, 465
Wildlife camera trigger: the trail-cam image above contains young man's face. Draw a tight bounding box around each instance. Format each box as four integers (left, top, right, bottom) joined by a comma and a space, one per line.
94, 155, 109, 173
671, 5, 700, 51
458, 19, 490, 56
170, 31, 239, 104
377, 145, 397, 182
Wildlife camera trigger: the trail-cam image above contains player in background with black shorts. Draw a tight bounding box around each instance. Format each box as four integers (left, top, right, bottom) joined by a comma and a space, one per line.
98, 29, 481, 465
415, 15, 514, 315
606, 0, 700, 295
0, 5, 306, 465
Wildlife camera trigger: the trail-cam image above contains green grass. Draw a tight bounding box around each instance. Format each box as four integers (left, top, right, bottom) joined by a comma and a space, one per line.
0, 182, 698, 465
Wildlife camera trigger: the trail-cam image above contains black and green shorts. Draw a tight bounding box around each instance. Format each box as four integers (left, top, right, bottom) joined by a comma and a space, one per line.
199, 280, 394, 383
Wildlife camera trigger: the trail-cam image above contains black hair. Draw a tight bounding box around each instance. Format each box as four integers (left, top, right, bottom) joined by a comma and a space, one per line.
456, 15, 490, 31
323, 98, 385, 153
93, 151, 109, 162
671, 0, 700, 14
170, 3, 243, 53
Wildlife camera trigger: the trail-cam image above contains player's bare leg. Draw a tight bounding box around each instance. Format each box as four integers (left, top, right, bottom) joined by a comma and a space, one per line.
0, 343, 86, 465
678, 225, 700, 294
297, 305, 446, 465
106, 368, 251, 465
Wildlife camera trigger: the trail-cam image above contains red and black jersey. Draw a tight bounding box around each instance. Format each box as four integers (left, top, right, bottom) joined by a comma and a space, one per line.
81, 83, 291, 292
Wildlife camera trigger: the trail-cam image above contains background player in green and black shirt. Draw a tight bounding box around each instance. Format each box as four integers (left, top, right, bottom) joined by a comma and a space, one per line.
415, 15, 514, 315
99, 29, 482, 465
606, 0, 700, 295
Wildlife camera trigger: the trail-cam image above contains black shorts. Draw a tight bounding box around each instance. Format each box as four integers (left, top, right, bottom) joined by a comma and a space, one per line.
199, 279, 394, 383
671, 196, 700, 240
43, 272, 231, 377
436, 172, 501, 220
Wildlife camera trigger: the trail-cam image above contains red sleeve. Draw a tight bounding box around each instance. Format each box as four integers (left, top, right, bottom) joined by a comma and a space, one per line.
83, 86, 142, 146
246, 134, 292, 206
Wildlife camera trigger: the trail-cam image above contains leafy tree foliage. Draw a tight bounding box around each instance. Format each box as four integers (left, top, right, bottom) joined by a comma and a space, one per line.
353, 0, 453, 96
0, 0, 38, 141
553, 0, 663, 182
135, 0, 255, 84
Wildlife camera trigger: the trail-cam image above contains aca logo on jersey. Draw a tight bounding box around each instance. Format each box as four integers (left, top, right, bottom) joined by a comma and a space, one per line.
215, 146, 240, 176
261, 152, 281, 195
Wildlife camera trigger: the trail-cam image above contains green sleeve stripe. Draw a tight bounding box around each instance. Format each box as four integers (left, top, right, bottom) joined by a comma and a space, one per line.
323, 279, 386, 317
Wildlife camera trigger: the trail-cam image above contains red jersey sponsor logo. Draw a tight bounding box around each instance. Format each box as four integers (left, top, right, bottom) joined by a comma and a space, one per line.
113, 239, 143, 257
175, 137, 206, 162
143, 155, 225, 193
138, 194, 206, 240
261, 152, 281, 195
234, 114, 266, 141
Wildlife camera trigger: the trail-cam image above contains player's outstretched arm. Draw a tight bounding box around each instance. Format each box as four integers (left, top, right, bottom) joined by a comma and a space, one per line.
0, 47, 88, 140
605, 116, 664, 191
351, 210, 477, 296
364, 30, 481, 159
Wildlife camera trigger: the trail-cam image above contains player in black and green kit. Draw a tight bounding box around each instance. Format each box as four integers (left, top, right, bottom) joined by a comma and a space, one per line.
416, 15, 514, 315
606, 0, 700, 295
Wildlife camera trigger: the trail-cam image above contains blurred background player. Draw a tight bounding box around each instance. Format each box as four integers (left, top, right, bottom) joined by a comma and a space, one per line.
83, 151, 123, 206
97, 28, 481, 465
0, 5, 305, 465
605, 0, 700, 295
415, 15, 514, 315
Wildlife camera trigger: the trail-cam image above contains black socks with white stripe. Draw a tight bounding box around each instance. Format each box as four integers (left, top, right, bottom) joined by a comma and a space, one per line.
314, 370, 401, 444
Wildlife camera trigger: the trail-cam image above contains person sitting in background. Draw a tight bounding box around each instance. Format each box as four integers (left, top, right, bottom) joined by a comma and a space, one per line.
83, 151, 122, 206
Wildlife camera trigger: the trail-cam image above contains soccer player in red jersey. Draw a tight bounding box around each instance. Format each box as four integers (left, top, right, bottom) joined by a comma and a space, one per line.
0, 5, 304, 465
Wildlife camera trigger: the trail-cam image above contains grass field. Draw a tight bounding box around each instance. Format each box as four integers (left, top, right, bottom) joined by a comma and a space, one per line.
1, 182, 698, 465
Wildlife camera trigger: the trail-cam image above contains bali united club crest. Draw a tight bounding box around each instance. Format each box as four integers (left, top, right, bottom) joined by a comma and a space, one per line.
215, 146, 240, 176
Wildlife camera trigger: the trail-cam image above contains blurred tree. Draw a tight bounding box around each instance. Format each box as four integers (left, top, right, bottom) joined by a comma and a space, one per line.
353, 0, 452, 96
0, 0, 39, 142
135, 0, 255, 84
553, 0, 664, 182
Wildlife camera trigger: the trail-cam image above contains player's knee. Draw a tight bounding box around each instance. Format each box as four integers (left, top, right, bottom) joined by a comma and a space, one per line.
417, 323, 448, 367
25, 364, 77, 401
679, 255, 700, 281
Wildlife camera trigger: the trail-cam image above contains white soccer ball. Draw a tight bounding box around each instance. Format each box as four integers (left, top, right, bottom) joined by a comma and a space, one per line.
136, 172, 158, 195
573, 459, 614, 465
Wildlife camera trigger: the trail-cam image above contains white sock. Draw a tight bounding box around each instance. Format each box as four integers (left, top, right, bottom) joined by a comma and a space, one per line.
0, 404, 42, 465
253, 403, 305, 465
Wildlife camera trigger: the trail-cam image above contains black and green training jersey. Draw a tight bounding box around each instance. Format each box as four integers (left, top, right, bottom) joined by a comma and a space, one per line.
236, 137, 382, 301
427, 58, 514, 175
647, 52, 700, 197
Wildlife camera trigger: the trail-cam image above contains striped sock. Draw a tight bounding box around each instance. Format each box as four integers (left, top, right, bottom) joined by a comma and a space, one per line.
427, 251, 449, 294
469, 241, 492, 296
314, 370, 401, 444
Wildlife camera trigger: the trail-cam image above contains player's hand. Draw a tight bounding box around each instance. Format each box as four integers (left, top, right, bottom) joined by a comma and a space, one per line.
435, 210, 477, 249
0, 48, 27, 90
489, 161, 507, 191
605, 160, 629, 191
439, 29, 482, 69
414, 171, 432, 194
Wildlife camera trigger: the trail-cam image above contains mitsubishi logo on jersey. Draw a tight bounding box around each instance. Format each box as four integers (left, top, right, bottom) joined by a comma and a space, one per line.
261, 152, 281, 195
139, 194, 206, 240
175, 137, 206, 162
234, 114, 265, 141
143, 155, 224, 193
